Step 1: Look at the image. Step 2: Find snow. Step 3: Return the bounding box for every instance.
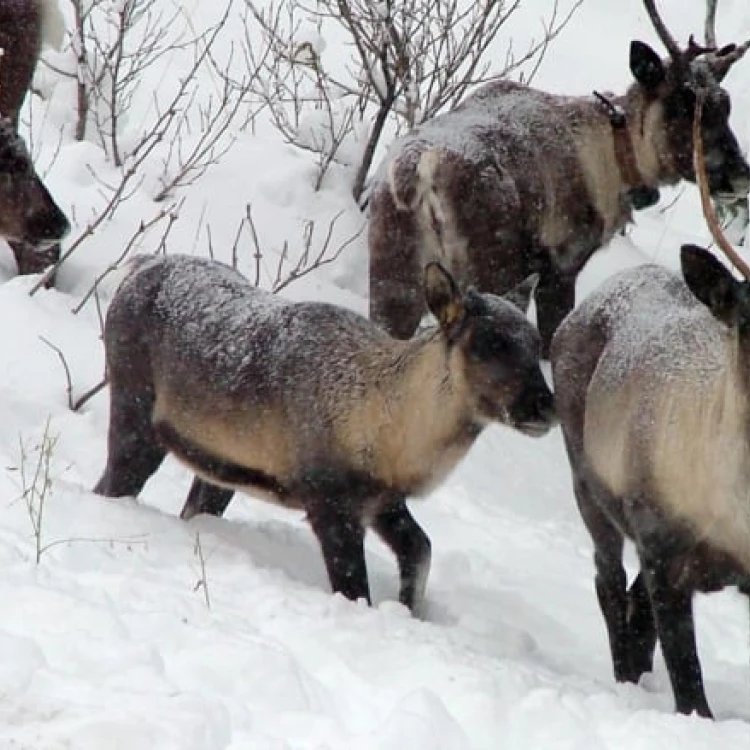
[0,0,750,748]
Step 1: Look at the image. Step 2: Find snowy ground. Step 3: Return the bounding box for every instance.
[0,0,750,747]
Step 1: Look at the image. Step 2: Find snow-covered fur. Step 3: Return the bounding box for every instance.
[369,41,750,354]
[551,245,750,719]
[94,254,556,613]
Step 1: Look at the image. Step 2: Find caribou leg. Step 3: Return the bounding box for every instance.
[535,268,577,357]
[372,497,432,613]
[180,477,235,520]
[307,496,370,604]
[93,383,166,498]
[368,188,424,339]
[635,523,712,718]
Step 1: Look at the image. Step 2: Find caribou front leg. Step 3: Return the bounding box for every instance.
[535,269,577,357]
[372,497,432,613]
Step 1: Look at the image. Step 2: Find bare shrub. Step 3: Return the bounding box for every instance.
[17,418,58,564]
[219,204,365,292]
[245,0,583,202]
[31,0,268,288]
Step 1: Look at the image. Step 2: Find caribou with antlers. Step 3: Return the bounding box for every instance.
[368,0,750,353]
[0,0,68,277]
[550,94,750,718]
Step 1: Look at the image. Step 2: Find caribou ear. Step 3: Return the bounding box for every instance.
[681,244,741,327]
[503,273,539,314]
[630,41,666,90]
[424,262,466,339]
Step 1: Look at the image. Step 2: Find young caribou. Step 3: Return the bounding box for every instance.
[94,256,556,612]
[551,91,750,718]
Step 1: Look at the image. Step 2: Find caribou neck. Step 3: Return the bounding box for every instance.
[593,90,660,210]
[376,331,475,433]
[622,86,678,190]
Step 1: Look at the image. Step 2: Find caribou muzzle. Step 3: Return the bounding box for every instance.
[506,370,557,437]
[23,178,70,250]
[708,165,750,203]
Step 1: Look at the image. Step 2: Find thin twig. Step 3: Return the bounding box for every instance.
[193,532,211,610]
[71,202,181,314]
[72,376,109,412]
[39,337,74,410]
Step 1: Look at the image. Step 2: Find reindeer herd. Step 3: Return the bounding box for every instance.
[2,0,750,723]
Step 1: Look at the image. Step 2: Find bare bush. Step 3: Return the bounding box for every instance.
[31,0,268,288]
[221,204,365,291]
[245,0,583,201]
[13,419,148,563]
[17,418,57,564]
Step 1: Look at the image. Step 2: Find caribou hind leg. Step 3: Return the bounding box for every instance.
[372,498,432,613]
[368,186,424,339]
[180,477,235,520]
[572,474,644,683]
[625,571,657,678]
[93,383,166,498]
[634,523,712,718]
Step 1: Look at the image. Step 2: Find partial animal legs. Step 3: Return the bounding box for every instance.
[636,530,712,718]
[573,475,652,684]
[535,269,576,357]
[368,189,424,339]
[93,384,165,498]
[372,499,431,613]
[625,571,657,679]
[306,494,370,604]
[180,477,235,520]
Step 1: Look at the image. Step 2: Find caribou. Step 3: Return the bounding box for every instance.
[550,93,750,718]
[93,255,555,613]
[0,0,68,276]
[368,0,750,354]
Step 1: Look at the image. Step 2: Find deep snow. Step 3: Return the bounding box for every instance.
[0,0,749,747]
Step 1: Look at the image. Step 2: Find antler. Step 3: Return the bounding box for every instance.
[706,39,750,80]
[644,0,748,78]
[684,34,716,65]
[704,0,718,47]
[693,89,750,280]
[643,0,682,60]
[701,0,750,79]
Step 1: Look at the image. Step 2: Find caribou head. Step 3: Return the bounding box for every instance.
[0,117,69,249]
[630,0,750,202]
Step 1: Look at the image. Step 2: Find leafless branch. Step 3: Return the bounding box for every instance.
[71,201,182,314]
[32,0,261,284]
[72,376,108,412]
[245,0,582,202]
[39,337,74,411]
[273,212,365,292]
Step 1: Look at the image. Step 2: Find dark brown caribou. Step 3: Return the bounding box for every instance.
[0,0,69,276]
[369,0,750,354]
[93,254,555,613]
[550,93,750,718]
